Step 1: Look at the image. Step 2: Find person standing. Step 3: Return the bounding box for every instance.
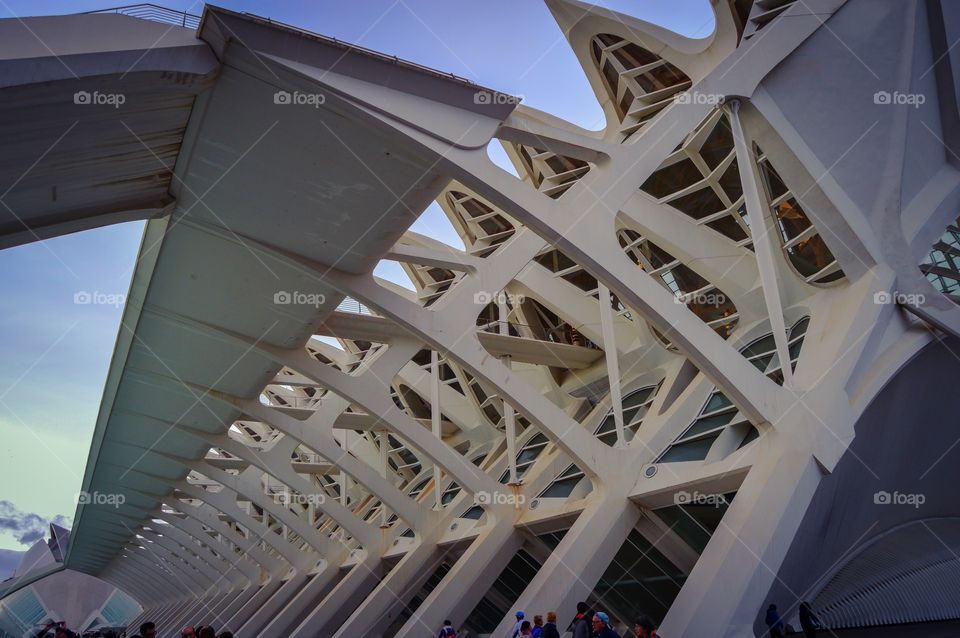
[799,601,822,638]
[765,604,785,638]
[510,611,526,638]
[570,602,591,638]
[590,612,621,638]
[438,619,456,638]
[541,612,560,638]
[634,615,658,638]
[531,615,544,638]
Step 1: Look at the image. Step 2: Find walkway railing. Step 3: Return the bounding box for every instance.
[85,4,201,29]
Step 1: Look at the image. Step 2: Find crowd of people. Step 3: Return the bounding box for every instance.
[34,621,237,638]
[37,598,821,638]
[436,599,823,637]
[438,601,659,638]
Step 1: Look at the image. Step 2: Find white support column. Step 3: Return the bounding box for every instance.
[489,495,640,638]
[431,349,443,510]
[331,536,446,638]
[288,552,386,638]
[500,292,518,483]
[237,571,312,636]
[659,431,822,637]
[379,429,390,527]
[598,282,626,446]
[394,519,524,638]
[341,430,349,539]
[222,580,286,631]
[729,99,794,387]
[257,561,343,637]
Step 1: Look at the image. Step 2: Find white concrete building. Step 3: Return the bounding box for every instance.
[2,1,960,636]
[0,525,139,636]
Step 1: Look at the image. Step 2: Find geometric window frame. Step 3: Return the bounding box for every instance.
[594,384,660,446]
[589,33,692,139]
[656,316,811,464]
[640,109,753,248]
[920,215,960,303]
[617,227,740,339]
[755,146,845,286]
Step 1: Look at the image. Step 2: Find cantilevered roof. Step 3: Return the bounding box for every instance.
[0,13,217,249]
[40,6,518,576]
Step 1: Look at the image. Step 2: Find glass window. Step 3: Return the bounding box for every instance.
[657,318,810,463]
[538,464,586,499]
[755,147,844,285]
[594,385,658,446]
[589,33,690,136]
[921,217,960,302]
[499,433,549,483]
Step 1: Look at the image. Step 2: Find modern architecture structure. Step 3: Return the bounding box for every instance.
[2,0,960,636]
[0,525,139,636]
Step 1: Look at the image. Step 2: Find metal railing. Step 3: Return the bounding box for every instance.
[86,4,201,29]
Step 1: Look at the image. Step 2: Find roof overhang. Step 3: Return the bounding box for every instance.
[58,6,519,575]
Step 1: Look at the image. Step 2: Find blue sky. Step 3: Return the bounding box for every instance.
[0,0,713,560]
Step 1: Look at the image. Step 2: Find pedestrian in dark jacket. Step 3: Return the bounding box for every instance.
[799,601,821,638]
[634,615,658,638]
[765,604,785,638]
[570,602,591,638]
[438,619,456,638]
[541,612,560,638]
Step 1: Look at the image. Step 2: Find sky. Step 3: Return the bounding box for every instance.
[0,0,714,565]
